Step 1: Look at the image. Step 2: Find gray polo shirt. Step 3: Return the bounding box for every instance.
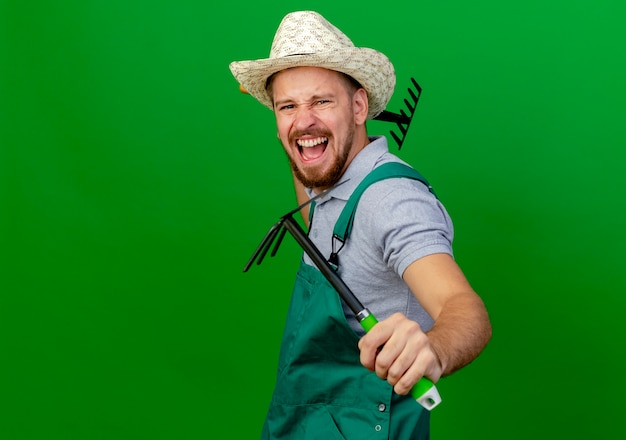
[304,136,454,335]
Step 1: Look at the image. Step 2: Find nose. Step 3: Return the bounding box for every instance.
[293,106,317,130]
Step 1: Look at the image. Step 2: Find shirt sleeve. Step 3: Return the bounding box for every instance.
[354,177,455,277]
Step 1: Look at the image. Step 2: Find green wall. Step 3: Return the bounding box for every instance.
[1,1,624,438]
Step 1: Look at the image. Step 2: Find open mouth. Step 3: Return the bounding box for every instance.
[297,136,328,161]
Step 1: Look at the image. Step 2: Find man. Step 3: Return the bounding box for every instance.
[230,10,491,439]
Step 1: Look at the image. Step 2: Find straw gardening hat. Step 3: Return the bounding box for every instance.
[229,10,396,120]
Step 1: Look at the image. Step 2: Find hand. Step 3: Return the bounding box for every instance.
[358,312,443,395]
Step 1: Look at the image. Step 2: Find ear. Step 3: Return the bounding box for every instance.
[353,88,369,125]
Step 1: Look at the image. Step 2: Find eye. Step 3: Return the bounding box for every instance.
[316,99,330,105]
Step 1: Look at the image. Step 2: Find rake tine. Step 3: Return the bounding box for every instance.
[256,224,283,266]
[404,98,416,114]
[243,221,283,272]
[390,130,403,147]
[270,224,288,258]
[397,111,409,134]
[411,77,421,93]
[396,122,408,136]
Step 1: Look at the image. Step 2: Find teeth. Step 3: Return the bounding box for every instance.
[297,137,328,148]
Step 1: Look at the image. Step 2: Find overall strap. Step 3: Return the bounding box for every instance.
[332,162,435,245]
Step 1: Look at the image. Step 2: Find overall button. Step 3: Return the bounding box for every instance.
[378,403,386,412]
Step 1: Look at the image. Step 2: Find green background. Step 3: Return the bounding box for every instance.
[1,0,624,438]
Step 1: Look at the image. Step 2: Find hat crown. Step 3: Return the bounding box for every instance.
[229,10,395,120]
[270,11,355,58]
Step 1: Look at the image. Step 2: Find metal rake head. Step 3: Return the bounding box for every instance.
[373,77,422,150]
[243,218,288,272]
[243,181,349,272]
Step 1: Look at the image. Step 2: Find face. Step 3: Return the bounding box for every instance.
[270,66,368,191]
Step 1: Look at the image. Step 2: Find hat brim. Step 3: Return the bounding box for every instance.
[229,48,395,120]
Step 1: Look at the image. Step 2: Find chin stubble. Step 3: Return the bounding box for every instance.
[286,130,353,189]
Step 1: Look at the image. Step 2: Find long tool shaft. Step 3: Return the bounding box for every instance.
[281,216,442,411]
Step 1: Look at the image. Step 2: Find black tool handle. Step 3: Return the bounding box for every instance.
[282,216,365,315]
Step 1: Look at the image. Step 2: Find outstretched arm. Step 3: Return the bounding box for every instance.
[358,253,491,395]
[405,253,492,376]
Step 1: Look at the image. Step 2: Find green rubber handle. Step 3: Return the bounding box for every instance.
[358,311,441,411]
